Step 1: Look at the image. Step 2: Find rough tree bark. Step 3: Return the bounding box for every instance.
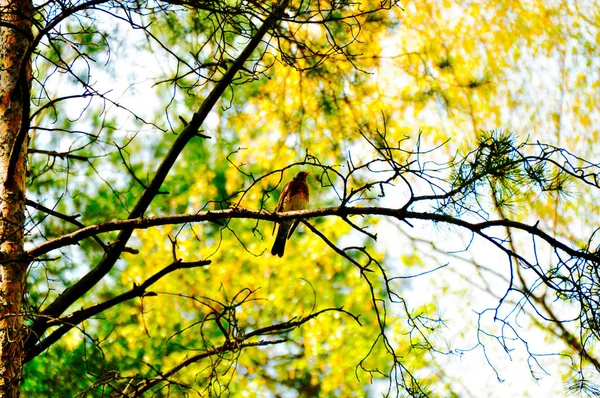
[0,0,32,395]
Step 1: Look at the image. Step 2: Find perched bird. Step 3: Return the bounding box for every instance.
[271,171,310,257]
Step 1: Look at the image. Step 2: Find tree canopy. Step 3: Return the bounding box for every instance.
[0,0,599,396]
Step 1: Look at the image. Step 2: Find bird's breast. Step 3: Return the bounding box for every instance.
[287,193,308,210]
[284,182,309,211]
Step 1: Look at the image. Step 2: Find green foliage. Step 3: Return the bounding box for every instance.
[447,129,572,215]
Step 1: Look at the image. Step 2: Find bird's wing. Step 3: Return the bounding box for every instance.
[272,182,291,235]
[275,183,290,212]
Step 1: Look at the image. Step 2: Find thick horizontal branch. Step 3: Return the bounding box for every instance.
[26,206,599,265]
[28,148,92,161]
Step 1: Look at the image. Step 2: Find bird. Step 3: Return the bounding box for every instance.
[271,171,310,257]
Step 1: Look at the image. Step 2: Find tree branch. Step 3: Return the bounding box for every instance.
[26,0,292,354]
[25,206,599,266]
[126,306,356,397]
[25,259,210,361]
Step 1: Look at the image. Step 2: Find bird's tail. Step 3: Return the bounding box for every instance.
[271,223,289,257]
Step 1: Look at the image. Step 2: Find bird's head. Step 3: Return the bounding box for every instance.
[293,171,310,181]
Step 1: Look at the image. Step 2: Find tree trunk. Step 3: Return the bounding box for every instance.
[0,0,32,395]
